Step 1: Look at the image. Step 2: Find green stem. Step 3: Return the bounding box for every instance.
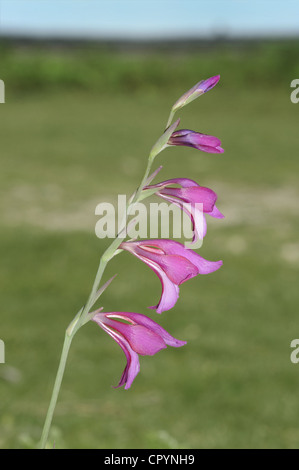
[166,109,175,129]
[134,158,153,202]
[38,332,73,449]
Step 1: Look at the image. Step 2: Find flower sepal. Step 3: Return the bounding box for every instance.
[149,119,180,161]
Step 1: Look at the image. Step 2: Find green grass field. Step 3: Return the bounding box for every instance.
[1,41,299,449]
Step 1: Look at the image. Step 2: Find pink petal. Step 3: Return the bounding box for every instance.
[104,318,167,356]
[137,239,223,276]
[138,249,199,285]
[188,205,207,243]
[159,186,217,213]
[144,177,201,192]
[169,130,222,150]
[196,144,224,154]
[139,255,180,313]
[209,205,225,219]
[99,322,140,390]
[106,312,186,347]
[154,192,207,241]
[153,177,199,189]
[198,75,220,93]
[188,132,222,148]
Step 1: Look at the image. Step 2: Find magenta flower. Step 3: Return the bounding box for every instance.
[144,177,224,244]
[197,75,221,93]
[92,309,186,389]
[172,75,220,111]
[120,239,223,313]
[168,129,224,154]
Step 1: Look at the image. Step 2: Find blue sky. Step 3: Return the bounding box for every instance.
[0,0,298,39]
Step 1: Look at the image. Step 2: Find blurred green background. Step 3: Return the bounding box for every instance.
[1,39,299,449]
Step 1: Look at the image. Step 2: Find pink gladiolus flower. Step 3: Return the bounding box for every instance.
[120,239,223,313]
[92,310,186,389]
[172,75,220,111]
[168,129,224,154]
[144,177,224,244]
